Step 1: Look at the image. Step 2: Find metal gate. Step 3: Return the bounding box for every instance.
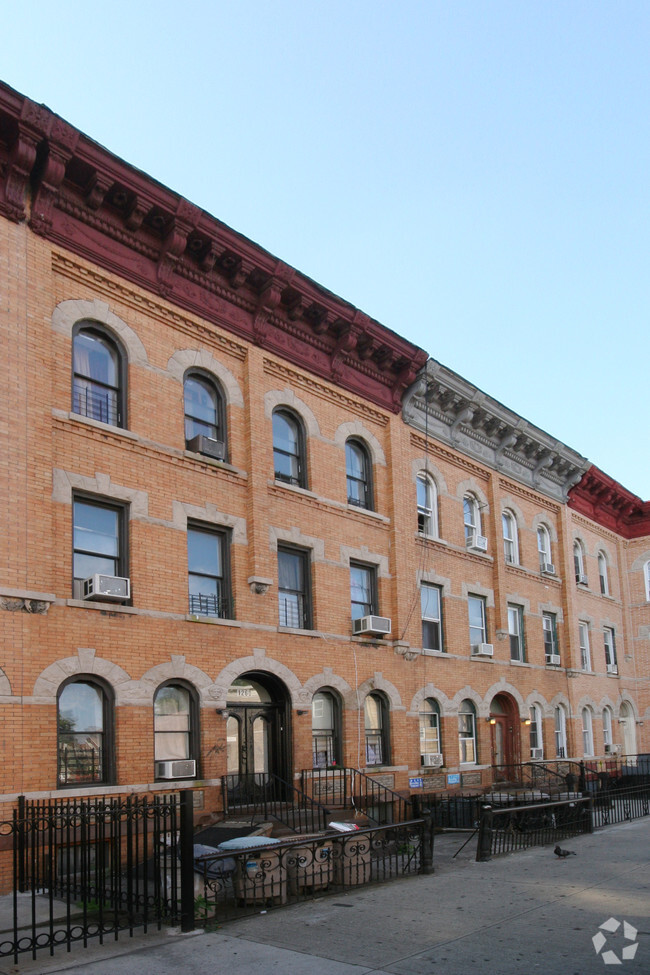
[0,791,196,963]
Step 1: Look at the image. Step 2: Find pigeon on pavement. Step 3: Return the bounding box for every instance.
[554,845,576,858]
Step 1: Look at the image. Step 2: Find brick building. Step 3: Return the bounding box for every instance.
[1,80,649,816]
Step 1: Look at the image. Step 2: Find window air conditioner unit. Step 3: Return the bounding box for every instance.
[156,759,196,780]
[607,663,618,675]
[541,562,556,575]
[467,533,488,552]
[83,574,130,601]
[186,434,226,461]
[422,752,444,768]
[472,643,494,657]
[610,743,622,754]
[352,615,392,636]
[531,748,544,760]
[547,654,561,666]
[576,573,588,585]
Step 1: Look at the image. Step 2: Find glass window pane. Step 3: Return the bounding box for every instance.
[188,530,222,576]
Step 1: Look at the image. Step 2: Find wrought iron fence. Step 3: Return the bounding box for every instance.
[0,792,195,963]
[476,797,593,860]
[188,593,231,618]
[301,767,413,825]
[591,781,650,828]
[192,818,430,924]
[72,382,119,426]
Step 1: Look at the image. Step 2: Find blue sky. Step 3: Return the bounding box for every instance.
[4,1,648,497]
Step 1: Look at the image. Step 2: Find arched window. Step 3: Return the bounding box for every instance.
[417,473,438,537]
[458,699,477,765]
[573,540,587,584]
[419,698,442,765]
[273,409,306,487]
[72,324,125,427]
[502,510,518,564]
[312,690,341,769]
[184,372,225,456]
[154,682,199,777]
[598,551,609,595]
[346,439,373,509]
[537,525,553,572]
[602,706,613,753]
[57,677,114,787]
[364,692,389,766]
[554,705,567,758]
[581,707,594,757]
[529,705,543,758]
[463,494,481,545]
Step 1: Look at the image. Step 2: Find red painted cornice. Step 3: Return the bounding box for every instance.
[568,466,650,539]
[0,81,427,413]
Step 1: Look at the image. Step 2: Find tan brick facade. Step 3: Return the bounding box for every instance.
[1,83,649,821]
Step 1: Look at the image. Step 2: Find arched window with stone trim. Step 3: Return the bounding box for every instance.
[72,323,126,427]
[154,681,200,778]
[57,676,114,787]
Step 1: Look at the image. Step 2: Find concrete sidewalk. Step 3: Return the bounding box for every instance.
[3,819,649,974]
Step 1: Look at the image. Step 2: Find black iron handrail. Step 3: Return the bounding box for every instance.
[222,772,331,832]
[301,767,413,825]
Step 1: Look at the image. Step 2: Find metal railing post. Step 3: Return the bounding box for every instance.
[179,790,195,933]
[476,805,493,861]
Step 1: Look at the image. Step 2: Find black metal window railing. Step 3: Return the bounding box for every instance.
[189,593,231,618]
[73,381,119,426]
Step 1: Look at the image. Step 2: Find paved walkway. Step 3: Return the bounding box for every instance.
[3,819,649,974]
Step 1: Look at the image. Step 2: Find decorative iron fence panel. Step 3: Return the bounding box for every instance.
[476,797,593,861]
[591,781,650,828]
[301,767,413,825]
[0,792,195,963]
[193,819,430,924]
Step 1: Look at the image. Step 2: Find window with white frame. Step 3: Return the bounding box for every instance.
[537,525,552,571]
[463,494,481,544]
[578,622,591,671]
[645,562,650,602]
[508,604,525,662]
[543,613,559,663]
[419,699,442,765]
[603,706,613,752]
[458,700,477,764]
[573,540,587,584]
[417,472,438,537]
[598,551,609,595]
[529,705,543,758]
[604,628,618,672]
[554,705,567,758]
[468,595,487,650]
[421,583,443,652]
[582,707,594,757]
[502,510,518,564]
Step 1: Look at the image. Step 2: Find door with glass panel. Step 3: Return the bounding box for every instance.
[225,676,287,806]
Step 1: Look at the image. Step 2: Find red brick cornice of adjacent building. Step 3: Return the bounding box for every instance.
[0,81,427,413]
[568,466,650,539]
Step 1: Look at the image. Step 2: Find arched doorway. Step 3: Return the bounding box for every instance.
[489,693,520,780]
[224,673,291,807]
[619,702,637,759]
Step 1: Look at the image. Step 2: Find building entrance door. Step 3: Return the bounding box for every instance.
[225,674,289,807]
[490,694,518,780]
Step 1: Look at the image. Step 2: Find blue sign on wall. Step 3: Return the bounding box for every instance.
[409,777,424,789]
[446,773,460,786]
